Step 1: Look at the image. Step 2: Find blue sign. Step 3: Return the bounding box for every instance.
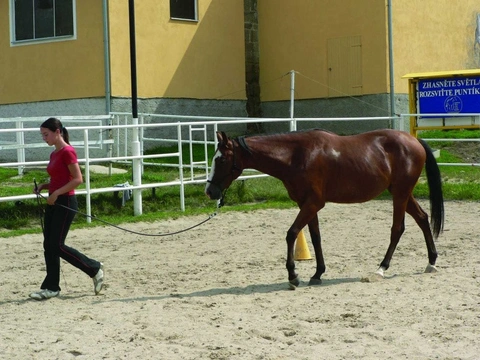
[418,76,480,114]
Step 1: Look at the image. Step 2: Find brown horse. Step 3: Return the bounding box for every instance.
[205,129,444,288]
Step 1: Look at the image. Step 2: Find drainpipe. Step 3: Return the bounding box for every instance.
[102,0,111,114]
[102,0,113,176]
[387,0,396,121]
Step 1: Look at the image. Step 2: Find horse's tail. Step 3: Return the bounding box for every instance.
[418,139,444,238]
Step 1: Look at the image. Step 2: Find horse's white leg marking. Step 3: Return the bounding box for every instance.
[375,266,386,277]
[424,263,438,273]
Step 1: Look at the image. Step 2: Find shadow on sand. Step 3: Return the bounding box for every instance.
[95,275,363,304]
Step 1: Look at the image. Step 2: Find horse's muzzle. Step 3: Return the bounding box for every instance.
[205,181,222,200]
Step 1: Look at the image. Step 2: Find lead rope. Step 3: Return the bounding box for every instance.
[33,182,221,238]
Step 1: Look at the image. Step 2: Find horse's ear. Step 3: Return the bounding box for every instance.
[217,131,228,144]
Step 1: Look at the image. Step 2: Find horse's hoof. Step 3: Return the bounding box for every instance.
[308,278,322,286]
[425,264,438,273]
[288,276,300,290]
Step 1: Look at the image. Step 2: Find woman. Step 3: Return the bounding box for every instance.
[30,117,104,300]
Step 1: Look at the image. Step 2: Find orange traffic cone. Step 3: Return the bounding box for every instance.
[294,229,312,260]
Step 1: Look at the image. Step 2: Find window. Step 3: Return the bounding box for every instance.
[170,0,198,21]
[11,0,75,44]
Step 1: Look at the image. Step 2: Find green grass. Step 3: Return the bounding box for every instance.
[1,132,479,237]
[417,128,480,140]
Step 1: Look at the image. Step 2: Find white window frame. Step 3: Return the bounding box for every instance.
[9,0,77,47]
[170,0,198,22]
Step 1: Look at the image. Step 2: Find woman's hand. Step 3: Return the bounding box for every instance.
[47,191,58,205]
[33,183,48,194]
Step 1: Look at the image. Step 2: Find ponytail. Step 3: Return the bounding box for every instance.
[61,126,70,144]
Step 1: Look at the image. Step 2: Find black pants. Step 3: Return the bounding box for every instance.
[41,195,101,292]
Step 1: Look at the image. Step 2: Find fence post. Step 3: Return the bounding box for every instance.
[178,124,185,212]
[132,117,142,215]
[290,70,296,132]
[16,120,25,175]
[83,129,92,223]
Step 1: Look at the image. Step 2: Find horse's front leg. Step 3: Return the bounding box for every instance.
[286,228,299,288]
[307,214,325,286]
[285,198,324,288]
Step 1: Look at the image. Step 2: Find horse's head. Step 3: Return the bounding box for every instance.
[205,131,243,201]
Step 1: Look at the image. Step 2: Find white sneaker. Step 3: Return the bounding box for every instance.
[93,263,104,295]
[30,289,59,300]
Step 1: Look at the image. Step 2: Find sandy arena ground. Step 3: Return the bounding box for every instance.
[1,200,479,359]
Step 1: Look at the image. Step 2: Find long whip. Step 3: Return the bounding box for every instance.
[33,179,44,233]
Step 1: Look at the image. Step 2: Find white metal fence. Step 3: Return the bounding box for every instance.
[0,115,114,174]
[0,113,478,222]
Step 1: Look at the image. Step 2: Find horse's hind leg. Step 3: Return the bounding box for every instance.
[377,198,407,277]
[406,196,438,273]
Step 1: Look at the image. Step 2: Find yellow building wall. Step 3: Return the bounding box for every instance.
[393,0,480,94]
[0,1,105,105]
[2,0,477,106]
[257,0,389,101]
[108,0,246,100]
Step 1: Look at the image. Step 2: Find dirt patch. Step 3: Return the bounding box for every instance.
[1,201,479,359]
[436,141,480,164]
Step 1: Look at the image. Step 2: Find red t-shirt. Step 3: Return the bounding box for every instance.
[46,146,78,195]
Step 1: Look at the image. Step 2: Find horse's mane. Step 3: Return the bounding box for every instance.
[235,136,252,154]
[235,128,334,153]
